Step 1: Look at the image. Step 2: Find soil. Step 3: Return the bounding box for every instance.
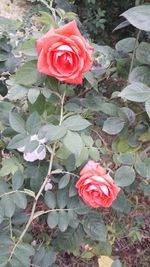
[0,0,26,20]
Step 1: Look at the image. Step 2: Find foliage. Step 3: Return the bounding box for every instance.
[0,0,150,266]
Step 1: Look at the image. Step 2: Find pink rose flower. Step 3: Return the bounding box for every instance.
[76,160,120,208]
[37,20,93,84]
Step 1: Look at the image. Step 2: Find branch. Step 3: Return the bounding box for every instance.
[7,90,66,264]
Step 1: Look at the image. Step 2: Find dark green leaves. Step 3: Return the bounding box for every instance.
[1,195,15,218]
[119,82,150,102]
[129,66,150,85]
[116,37,137,53]
[26,111,41,134]
[63,131,83,155]
[83,212,107,242]
[58,210,69,232]
[33,246,56,267]
[103,117,124,135]
[136,42,150,65]
[12,170,24,190]
[121,5,150,31]
[58,174,70,189]
[40,124,66,141]
[63,115,91,131]
[20,39,37,57]
[47,211,59,228]
[16,60,39,86]
[44,192,56,209]
[114,166,135,187]
[9,112,26,133]
[112,191,131,213]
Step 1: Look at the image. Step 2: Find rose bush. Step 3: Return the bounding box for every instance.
[37,20,94,84]
[76,160,120,208]
[0,1,150,267]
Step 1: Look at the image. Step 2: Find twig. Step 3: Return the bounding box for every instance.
[128,30,141,77]
[9,218,13,240]
[0,190,35,199]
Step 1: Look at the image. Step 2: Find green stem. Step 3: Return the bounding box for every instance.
[7,90,66,264]
[128,30,141,77]
[33,207,78,220]
[0,190,35,199]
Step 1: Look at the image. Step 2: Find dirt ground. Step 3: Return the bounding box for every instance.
[0,0,27,20]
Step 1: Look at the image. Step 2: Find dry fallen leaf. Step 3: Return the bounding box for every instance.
[98,256,114,267]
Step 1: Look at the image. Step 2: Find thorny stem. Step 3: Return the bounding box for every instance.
[128,30,141,77]
[39,0,57,21]
[91,128,112,154]
[7,90,66,264]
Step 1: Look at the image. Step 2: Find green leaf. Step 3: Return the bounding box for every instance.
[28,94,46,115]
[145,99,150,118]
[0,178,8,194]
[134,158,150,178]
[57,189,68,209]
[26,111,41,134]
[89,147,100,161]
[9,112,26,133]
[58,210,69,232]
[103,117,124,135]
[12,170,24,190]
[136,42,150,65]
[94,241,112,257]
[44,191,56,209]
[0,157,23,176]
[121,5,150,31]
[0,50,9,61]
[0,204,4,224]
[42,250,56,267]
[20,39,37,57]
[8,85,28,101]
[47,211,59,228]
[129,66,150,85]
[84,71,98,89]
[114,166,135,187]
[16,60,39,86]
[13,192,27,209]
[63,131,83,155]
[75,147,89,168]
[39,124,66,141]
[28,88,40,104]
[58,174,70,189]
[115,153,135,165]
[7,133,28,150]
[1,195,15,217]
[83,212,107,242]
[119,82,150,102]
[24,140,39,153]
[81,134,94,147]
[100,103,118,116]
[112,191,131,213]
[37,11,58,28]
[14,243,35,267]
[63,115,91,131]
[45,76,58,91]
[115,37,137,53]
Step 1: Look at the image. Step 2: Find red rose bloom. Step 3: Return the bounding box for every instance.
[76,160,120,208]
[36,20,93,84]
